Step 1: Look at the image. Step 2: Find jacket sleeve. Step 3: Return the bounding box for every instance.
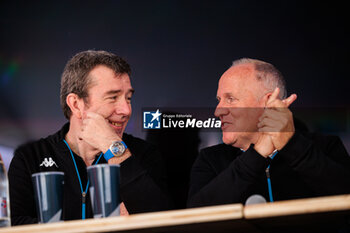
[8,149,38,225]
[187,146,268,208]
[280,131,350,195]
[120,145,173,213]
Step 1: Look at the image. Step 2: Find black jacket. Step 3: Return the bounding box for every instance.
[188,131,350,207]
[9,123,173,225]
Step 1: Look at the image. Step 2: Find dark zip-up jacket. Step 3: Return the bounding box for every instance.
[9,123,173,225]
[188,131,350,207]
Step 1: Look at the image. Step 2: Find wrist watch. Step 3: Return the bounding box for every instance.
[104,141,127,161]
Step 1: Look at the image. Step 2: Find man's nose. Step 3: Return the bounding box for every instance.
[116,98,131,116]
[214,101,229,117]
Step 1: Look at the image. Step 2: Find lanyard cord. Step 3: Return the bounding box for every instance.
[241,148,278,202]
[63,139,103,219]
[266,150,278,202]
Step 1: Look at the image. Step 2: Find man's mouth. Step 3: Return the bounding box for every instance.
[221,121,231,130]
[109,121,123,127]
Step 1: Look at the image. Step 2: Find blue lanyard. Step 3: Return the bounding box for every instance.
[241,148,278,202]
[63,139,103,219]
[265,150,278,202]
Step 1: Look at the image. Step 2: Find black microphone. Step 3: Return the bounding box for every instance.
[245,194,267,205]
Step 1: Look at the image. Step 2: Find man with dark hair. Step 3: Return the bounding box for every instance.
[188,58,350,207]
[9,50,172,225]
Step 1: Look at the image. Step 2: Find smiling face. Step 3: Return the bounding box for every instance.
[82,65,134,138]
[214,64,267,149]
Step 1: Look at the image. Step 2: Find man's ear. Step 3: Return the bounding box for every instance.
[261,92,272,108]
[66,93,84,119]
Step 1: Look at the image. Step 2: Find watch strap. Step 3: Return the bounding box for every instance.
[104,141,128,161]
[103,149,115,161]
[120,141,127,150]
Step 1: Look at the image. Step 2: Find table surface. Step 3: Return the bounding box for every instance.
[1,194,350,233]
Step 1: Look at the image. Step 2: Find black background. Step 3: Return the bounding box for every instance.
[1,0,349,149]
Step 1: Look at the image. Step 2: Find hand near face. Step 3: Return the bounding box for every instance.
[253,132,275,158]
[79,112,121,153]
[257,88,297,152]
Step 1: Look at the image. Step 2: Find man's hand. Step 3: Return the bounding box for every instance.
[254,132,275,158]
[108,150,132,164]
[257,88,297,151]
[80,112,121,152]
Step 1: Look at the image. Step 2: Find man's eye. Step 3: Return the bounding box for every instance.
[109,96,117,100]
[227,97,235,103]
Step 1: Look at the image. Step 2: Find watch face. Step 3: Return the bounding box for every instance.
[111,141,125,156]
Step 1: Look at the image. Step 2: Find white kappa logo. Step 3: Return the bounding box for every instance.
[39,157,58,168]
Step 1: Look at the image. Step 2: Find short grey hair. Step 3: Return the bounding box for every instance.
[232,58,287,99]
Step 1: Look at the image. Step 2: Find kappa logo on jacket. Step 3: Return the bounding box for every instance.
[39,157,58,168]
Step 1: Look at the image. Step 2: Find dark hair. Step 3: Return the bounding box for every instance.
[60,50,131,119]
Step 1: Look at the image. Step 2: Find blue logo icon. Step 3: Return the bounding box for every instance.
[143,109,162,129]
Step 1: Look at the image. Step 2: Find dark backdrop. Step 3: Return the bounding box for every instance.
[1,0,349,154]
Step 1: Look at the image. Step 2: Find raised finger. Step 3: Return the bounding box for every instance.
[266,87,280,106]
[282,94,297,107]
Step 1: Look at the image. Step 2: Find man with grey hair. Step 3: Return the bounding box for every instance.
[9,50,173,225]
[188,58,350,207]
